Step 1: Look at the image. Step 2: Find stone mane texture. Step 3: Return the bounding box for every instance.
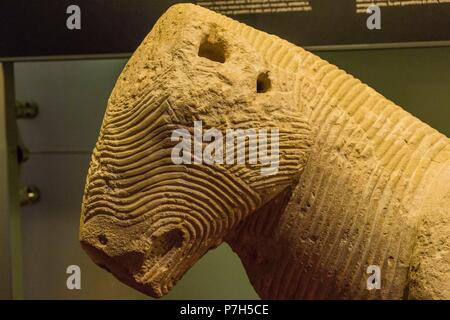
[79,4,450,299]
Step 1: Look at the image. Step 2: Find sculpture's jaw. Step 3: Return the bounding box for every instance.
[80,216,205,298]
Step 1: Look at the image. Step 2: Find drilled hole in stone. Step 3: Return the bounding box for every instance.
[98,234,108,245]
[198,38,226,63]
[257,72,271,93]
[151,229,184,257]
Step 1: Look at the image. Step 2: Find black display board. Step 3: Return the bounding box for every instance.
[1,0,450,61]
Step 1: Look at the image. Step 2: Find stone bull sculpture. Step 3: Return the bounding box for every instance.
[80,4,450,299]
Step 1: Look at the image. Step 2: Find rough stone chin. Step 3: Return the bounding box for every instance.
[81,237,185,298]
[129,250,205,299]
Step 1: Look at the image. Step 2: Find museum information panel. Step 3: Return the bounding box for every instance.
[0,0,449,59]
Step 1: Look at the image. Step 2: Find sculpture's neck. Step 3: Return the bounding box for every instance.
[226,53,449,299]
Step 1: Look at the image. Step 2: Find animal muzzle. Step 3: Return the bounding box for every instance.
[80,203,206,297]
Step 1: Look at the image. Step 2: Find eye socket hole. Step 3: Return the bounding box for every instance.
[98,234,108,245]
[257,72,271,93]
[198,38,226,63]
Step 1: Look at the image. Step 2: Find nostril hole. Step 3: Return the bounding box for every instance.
[151,229,184,257]
[199,38,226,63]
[257,72,271,93]
[98,234,108,245]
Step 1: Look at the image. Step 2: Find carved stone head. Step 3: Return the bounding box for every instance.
[80,4,311,297]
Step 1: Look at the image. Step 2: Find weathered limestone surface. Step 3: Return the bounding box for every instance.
[80,4,450,299]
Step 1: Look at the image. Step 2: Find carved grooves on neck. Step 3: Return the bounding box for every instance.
[288,53,447,299]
